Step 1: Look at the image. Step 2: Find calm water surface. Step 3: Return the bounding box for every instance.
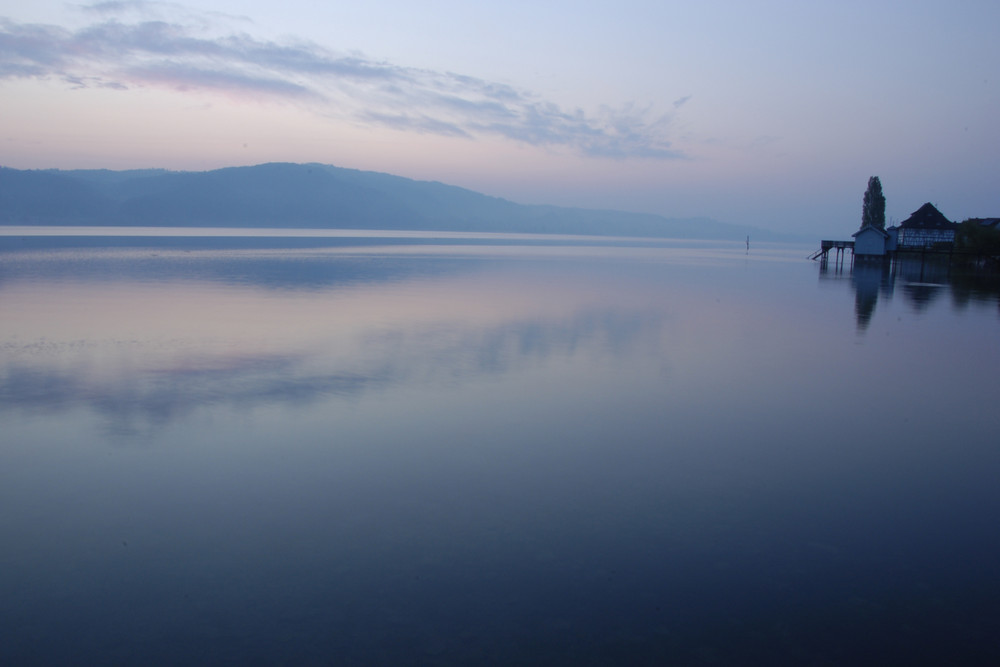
[1,232,999,665]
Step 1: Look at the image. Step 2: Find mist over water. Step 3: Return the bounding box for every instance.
[2,232,999,664]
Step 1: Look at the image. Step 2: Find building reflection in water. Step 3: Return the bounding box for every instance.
[851,259,894,330]
[819,252,999,332]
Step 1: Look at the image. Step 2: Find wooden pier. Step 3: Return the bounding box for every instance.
[810,240,854,263]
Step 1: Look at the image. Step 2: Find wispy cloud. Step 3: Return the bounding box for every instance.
[0,2,686,159]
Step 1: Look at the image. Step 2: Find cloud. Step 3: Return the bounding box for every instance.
[127,62,321,99]
[0,3,685,160]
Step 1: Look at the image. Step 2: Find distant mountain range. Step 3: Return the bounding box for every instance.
[0,162,786,240]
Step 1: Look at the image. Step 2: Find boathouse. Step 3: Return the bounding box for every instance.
[852,225,891,257]
[893,203,956,249]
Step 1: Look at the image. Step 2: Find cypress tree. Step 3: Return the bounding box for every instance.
[861,176,886,230]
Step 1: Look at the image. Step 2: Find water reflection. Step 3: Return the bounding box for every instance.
[3,239,1000,665]
[820,253,1000,331]
[850,260,894,331]
[1,252,666,436]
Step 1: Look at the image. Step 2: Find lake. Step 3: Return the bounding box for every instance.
[2,229,999,665]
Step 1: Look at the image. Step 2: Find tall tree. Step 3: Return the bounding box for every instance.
[861,176,886,230]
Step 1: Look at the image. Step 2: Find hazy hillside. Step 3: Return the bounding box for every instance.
[0,163,784,240]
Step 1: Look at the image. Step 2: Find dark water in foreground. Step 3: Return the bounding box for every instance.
[2,232,999,665]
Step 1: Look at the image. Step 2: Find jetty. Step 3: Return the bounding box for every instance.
[810,240,854,262]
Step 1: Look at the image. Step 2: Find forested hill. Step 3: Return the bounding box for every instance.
[1,162,780,240]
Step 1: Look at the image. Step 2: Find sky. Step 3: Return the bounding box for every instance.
[2,0,998,237]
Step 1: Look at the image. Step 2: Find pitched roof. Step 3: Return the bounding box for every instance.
[899,203,954,229]
[852,224,889,239]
